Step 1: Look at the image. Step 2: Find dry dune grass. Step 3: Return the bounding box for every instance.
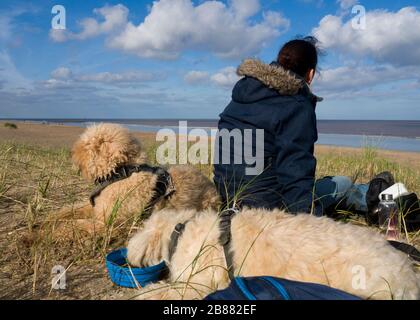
[0,122,419,299]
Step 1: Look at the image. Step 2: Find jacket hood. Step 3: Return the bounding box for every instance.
[234,59,322,104]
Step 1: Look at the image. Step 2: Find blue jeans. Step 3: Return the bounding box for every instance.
[315,176,369,213]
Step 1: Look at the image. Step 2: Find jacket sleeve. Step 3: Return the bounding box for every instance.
[273,99,318,214]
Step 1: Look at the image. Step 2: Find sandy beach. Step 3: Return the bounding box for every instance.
[1,121,419,170]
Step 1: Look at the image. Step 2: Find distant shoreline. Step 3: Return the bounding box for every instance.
[2,118,420,139]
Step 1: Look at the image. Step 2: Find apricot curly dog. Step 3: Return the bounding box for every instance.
[127,208,420,300]
[50,123,220,236]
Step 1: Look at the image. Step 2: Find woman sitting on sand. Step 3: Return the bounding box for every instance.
[213,36,410,220]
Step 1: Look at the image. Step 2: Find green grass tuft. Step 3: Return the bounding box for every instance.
[4,122,18,129]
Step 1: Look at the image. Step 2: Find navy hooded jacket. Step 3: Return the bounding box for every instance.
[213,59,322,214]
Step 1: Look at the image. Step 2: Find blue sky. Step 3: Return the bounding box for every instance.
[0,0,419,119]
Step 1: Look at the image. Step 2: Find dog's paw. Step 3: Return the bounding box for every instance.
[127,231,148,267]
[127,228,164,267]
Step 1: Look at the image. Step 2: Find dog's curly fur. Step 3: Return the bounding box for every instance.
[127,208,420,300]
[53,123,220,235]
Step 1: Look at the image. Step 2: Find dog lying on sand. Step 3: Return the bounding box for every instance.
[50,123,220,236]
[127,207,420,300]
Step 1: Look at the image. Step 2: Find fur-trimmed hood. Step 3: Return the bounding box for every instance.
[236,59,322,102]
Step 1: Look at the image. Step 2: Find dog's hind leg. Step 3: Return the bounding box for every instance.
[54,201,94,220]
[38,203,107,240]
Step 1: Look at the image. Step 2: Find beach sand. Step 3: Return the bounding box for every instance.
[1,121,419,169]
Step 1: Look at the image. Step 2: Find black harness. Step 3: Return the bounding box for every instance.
[168,208,238,280]
[89,164,175,218]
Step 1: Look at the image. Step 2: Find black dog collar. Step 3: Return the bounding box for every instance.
[89,164,175,218]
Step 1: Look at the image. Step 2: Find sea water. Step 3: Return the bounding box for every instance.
[10,120,420,152]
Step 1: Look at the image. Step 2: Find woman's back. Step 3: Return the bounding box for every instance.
[213,58,320,212]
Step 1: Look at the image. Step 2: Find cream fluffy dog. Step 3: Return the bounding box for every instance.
[53,123,220,236]
[127,208,420,300]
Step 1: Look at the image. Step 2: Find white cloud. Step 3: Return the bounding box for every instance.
[52,1,290,60]
[48,67,165,87]
[210,67,240,88]
[230,0,260,20]
[184,67,240,89]
[184,71,210,84]
[0,15,12,41]
[337,0,358,11]
[79,71,164,83]
[43,78,77,89]
[183,63,420,97]
[51,67,72,80]
[116,0,289,59]
[50,4,128,42]
[313,7,420,66]
[49,29,68,42]
[78,4,128,39]
[314,63,420,98]
[184,67,240,88]
[0,9,39,91]
[0,7,33,42]
[0,50,32,91]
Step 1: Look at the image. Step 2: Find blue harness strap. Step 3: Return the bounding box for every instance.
[262,277,290,300]
[234,278,257,300]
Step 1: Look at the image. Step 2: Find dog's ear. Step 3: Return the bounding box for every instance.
[71,123,146,181]
[127,225,165,267]
[72,138,90,180]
